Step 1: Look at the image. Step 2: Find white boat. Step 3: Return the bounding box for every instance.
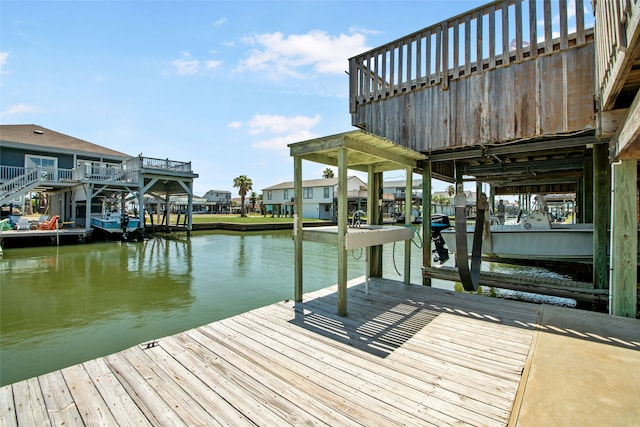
[91,212,141,239]
[441,210,638,264]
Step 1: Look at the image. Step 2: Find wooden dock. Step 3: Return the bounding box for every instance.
[0,228,90,250]
[2,277,638,425]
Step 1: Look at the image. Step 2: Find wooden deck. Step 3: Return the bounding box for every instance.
[0,277,543,426]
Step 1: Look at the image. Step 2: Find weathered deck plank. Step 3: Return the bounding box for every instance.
[0,385,17,427]
[2,277,544,426]
[38,371,82,426]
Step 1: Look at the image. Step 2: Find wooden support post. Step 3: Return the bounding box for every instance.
[337,148,348,316]
[404,168,412,285]
[593,144,609,289]
[609,159,637,317]
[422,162,432,286]
[165,192,171,228]
[294,156,303,302]
[583,157,594,223]
[369,170,383,277]
[187,185,193,237]
[366,166,375,280]
[85,186,93,232]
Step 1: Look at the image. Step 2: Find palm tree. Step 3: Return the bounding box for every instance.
[249,191,258,213]
[233,175,253,217]
[322,168,335,179]
[446,184,455,197]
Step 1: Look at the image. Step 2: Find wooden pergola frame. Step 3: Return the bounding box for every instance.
[289,130,427,316]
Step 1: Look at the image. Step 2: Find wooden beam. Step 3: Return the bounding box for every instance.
[294,156,303,302]
[593,143,609,289]
[612,92,640,160]
[343,136,421,168]
[598,108,629,139]
[609,158,638,318]
[337,148,348,316]
[404,169,412,286]
[422,162,432,286]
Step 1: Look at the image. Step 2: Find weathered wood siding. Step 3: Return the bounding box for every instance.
[349,0,596,152]
[352,44,594,152]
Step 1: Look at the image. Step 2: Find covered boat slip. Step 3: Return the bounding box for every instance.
[2,278,638,426]
[346,0,640,316]
[289,130,427,316]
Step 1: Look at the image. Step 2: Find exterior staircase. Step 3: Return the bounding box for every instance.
[0,169,51,206]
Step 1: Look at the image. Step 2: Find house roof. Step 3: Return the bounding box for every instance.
[262,176,365,191]
[383,179,424,188]
[0,124,130,159]
[288,130,427,173]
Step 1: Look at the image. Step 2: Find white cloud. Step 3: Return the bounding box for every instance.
[0,103,39,118]
[348,26,380,36]
[237,113,322,150]
[238,30,369,79]
[206,59,223,70]
[171,52,199,76]
[214,17,227,27]
[252,129,318,150]
[247,113,321,135]
[168,51,223,75]
[228,121,242,129]
[0,51,9,77]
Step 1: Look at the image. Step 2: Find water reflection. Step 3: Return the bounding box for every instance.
[1,240,195,347]
[0,231,367,385]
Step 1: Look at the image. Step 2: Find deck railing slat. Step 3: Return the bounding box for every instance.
[544,1,553,53]
[502,1,510,65]
[560,0,569,50]
[489,5,496,69]
[529,0,538,58]
[515,0,523,61]
[464,15,472,75]
[477,9,484,70]
[453,20,460,79]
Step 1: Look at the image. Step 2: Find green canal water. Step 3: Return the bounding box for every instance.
[0,229,568,386]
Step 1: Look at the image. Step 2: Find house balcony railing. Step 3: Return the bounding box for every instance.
[349,0,592,113]
[126,155,193,173]
[0,166,75,205]
[0,165,74,183]
[75,165,139,183]
[594,0,640,110]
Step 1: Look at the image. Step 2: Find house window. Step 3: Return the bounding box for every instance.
[324,187,330,199]
[25,155,57,180]
[284,189,288,199]
[267,191,272,200]
[303,188,313,199]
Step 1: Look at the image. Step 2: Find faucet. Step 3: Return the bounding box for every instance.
[349,210,366,228]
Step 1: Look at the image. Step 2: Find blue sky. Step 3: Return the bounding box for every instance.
[1,1,590,196]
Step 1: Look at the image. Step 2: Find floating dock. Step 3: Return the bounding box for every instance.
[1,277,638,425]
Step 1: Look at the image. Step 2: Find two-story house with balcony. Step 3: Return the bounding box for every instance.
[202,189,232,213]
[262,176,367,220]
[0,124,198,236]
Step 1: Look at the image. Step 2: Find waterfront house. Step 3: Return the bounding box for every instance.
[202,189,232,213]
[0,124,198,234]
[262,176,367,220]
